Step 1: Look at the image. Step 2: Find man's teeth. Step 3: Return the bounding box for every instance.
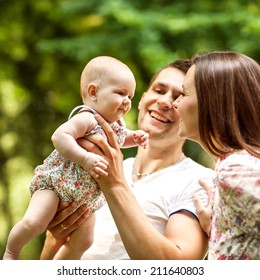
[150,112,168,123]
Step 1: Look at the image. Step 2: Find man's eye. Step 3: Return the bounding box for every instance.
[154,88,163,94]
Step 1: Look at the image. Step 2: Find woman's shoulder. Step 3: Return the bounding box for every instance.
[218,150,260,170]
[216,150,260,186]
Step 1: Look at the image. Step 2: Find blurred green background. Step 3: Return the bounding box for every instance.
[0,0,259,259]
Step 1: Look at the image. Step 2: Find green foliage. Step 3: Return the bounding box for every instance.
[0,0,259,259]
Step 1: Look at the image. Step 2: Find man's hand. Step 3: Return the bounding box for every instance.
[93,114,126,187]
[47,202,91,240]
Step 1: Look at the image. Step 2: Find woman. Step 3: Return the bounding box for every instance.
[173,51,260,260]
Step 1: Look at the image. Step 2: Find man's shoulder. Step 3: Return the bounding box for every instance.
[123,157,135,165]
[183,157,214,175]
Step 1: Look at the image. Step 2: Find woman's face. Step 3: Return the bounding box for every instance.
[173,65,201,143]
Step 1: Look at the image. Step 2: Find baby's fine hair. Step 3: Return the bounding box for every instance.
[80,56,133,97]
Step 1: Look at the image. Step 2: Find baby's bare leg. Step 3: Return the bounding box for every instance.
[3,190,59,260]
[53,212,95,260]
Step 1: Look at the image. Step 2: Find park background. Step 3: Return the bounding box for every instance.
[0,0,259,259]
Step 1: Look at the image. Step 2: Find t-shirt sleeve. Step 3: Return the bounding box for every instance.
[169,176,213,219]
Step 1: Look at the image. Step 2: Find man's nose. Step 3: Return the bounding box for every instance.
[157,93,173,109]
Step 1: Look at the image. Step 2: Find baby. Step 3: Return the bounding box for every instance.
[3,56,149,260]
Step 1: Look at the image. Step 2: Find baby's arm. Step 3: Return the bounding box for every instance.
[122,129,149,149]
[51,111,108,177]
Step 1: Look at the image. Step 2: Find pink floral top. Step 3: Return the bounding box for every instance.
[208,150,260,260]
[30,105,127,212]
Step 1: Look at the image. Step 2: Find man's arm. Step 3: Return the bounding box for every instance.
[41,192,207,260]
[40,202,90,259]
[99,180,207,259]
[94,114,207,259]
[41,114,208,259]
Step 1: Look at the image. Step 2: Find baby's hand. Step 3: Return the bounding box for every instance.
[133,130,149,149]
[82,152,109,179]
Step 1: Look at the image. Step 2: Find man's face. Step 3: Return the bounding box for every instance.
[137,67,186,142]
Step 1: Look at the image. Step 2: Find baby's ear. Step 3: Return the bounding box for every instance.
[87,83,98,100]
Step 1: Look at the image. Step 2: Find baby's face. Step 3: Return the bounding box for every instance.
[91,69,136,123]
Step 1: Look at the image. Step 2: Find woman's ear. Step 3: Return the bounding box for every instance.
[87,83,97,100]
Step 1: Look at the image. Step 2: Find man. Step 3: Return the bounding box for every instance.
[41,59,214,260]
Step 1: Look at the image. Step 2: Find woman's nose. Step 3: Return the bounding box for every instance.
[172,95,182,108]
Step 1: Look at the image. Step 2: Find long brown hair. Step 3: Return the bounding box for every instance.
[192,51,260,158]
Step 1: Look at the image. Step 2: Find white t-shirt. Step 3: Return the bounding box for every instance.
[81,157,214,260]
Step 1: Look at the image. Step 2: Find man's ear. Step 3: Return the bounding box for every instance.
[138,92,146,109]
[87,83,97,100]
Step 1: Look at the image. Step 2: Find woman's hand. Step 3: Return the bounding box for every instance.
[193,179,213,237]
